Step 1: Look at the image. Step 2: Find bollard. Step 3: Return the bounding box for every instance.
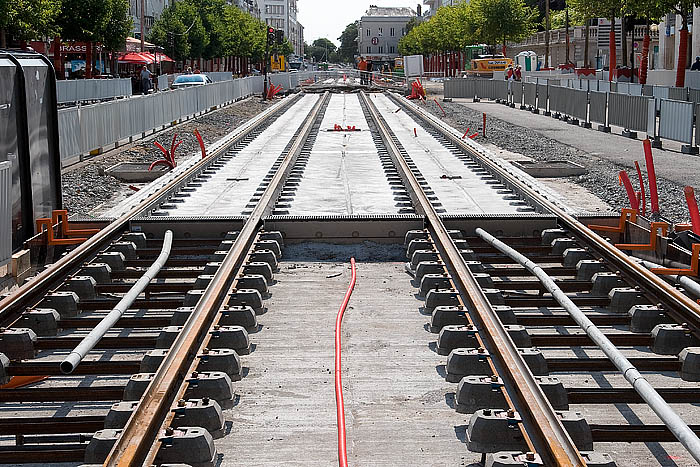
[482,113,487,138]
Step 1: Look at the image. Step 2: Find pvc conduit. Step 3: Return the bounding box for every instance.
[475,228,700,463]
[639,259,700,300]
[60,230,173,374]
[335,258,356,467]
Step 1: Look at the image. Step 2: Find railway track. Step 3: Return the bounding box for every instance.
[0,88,699,466]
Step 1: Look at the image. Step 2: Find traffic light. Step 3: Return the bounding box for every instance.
[267,27,276,46]
[275,29,284,45]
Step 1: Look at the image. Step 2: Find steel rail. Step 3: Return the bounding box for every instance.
[388,91,700,332]
[60,230,173,374]
[0,94,301,327]
[359,91,585,466]
[477,227,700,463]
[104,91,330,467]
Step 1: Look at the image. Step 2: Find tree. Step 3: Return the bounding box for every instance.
[567,0,599,68]
[102,0,132,52]
[472,0,537,52]
[0,0,61,47]
[149,4,191,61]
[628,0,669,84]
[669,0,700,86]
[337,21,358,63]
[56,0,111,42]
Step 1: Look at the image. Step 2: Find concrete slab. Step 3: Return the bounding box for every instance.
[371,93,525,215]
[160,95,319,217]
[288,94,401,215]
[220,244,475,466]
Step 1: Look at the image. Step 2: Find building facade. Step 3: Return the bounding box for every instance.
[358,6,416,66]
[422,0,462,18]
[129,0,169,40]
[260,0,305,57]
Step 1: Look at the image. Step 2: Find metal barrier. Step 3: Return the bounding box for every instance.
[58,75,265,166]
[524,82,536,107]
[669,87,689,101]
[57,78,132,103]
[536,82,548,112]
[495,80,508,101]
[548,85,566,115]
[658,99,694,145]
[690,88,700,106]
[0,161,10,267]
[205,71,233,82]
[512,82,524,107]
[563,87,588,122]
[608,93,651,132]
[589,91,608,126]
[444,78,476,98]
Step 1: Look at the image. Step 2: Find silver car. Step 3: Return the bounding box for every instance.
[171,74,212,89]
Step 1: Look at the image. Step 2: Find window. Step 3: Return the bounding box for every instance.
[378,27,383,36]
[265,5,284,14]
[378,46,384,53]
[366,29,371,37]
[389,46,395,54]
[366,46,371,54]
[390,27,395,37]
[401,28,406,36]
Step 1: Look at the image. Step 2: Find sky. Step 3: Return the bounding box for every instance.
[297,1,420,46]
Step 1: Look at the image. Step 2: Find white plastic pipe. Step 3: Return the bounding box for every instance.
[638,259,700,300]
[475,227,700,463]
[61,230,173,374]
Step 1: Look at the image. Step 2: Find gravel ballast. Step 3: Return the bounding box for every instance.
[417,91,692,224]
[62,96,274,216]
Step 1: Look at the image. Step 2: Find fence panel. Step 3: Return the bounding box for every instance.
[589,91,607,125]
[536,83,548,111]
[445,79,476,98]
[565,87,588,122]
[58,107,82,165]
[512,82,524,107]
[0,161,10,267]
[608,93,651,132]
[658,99,694,144]
[689,88,700,106]
[524,82,536,107]
[548,86,566,115]
[668,87,689,101]
[495,80,508,101]
[598,81,611,92]
[56,78,132,103]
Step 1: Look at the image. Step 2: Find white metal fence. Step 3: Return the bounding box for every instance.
[57,78,132,104]
[58,75,265,167]
[0,161,11,267]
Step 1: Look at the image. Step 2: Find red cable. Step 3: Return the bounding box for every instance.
[684,186,700,235]
[335,258,356,467]
[634,161,646,216]
[644,139,660,214]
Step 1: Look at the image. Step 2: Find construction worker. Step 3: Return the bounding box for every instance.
[358,57,368,85]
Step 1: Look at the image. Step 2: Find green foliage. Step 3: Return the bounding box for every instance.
[149,0,270,62]
[0,0,61,40]
[549,9,585,29]
[337,21,358,63]
[306,38,338,62]
[102,0,132,51]
[57,0,110,41]
[399,0,535,54]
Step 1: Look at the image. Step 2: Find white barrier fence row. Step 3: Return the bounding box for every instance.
[57,78,132,103]
[58,75,265,167]
[445,77,699,148]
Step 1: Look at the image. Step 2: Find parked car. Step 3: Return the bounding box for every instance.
[171,74,212,89]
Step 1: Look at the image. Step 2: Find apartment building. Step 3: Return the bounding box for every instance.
[260,0,305,57]
[358,6,416,66]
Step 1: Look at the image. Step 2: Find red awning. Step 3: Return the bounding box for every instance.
[142,52,174,63]
[118,52,153,64]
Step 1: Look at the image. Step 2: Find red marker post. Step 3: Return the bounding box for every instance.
[620,171,640,212]
[482,113,487,138]
[643,139,660,215]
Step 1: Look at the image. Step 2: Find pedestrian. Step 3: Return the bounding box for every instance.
[140,65,152,94]
[515,65,522,81]
[358,56,367,85]
[692,56,700,71]
[367,59,373,85]
[506,64,514,94]
[186,66,193,74]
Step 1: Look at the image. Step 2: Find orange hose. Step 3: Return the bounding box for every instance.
[335,258,356,467]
